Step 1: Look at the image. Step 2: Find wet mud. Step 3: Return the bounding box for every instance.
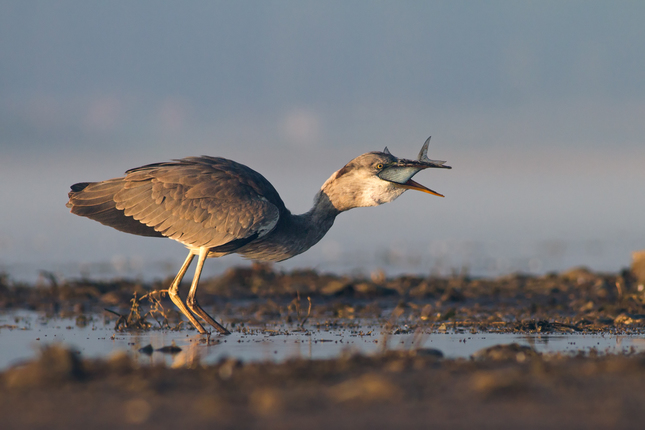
[3,264,645,334]
[2,263,645,429]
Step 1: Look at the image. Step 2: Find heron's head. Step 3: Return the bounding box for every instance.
[321,137,451,212]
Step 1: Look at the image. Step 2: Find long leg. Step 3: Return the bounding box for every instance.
[186,247,231,334]
[167,252,207,334]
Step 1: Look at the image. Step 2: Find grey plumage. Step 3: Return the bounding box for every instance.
[67,138,451,334]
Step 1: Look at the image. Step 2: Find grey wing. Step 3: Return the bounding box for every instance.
[114,159,282,251]
[67,180,164,238]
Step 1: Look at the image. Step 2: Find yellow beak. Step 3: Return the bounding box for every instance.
[397,179,445,198]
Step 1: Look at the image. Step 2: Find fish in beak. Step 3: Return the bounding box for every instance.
[378,137,451,197]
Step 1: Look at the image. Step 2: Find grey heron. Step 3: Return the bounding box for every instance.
[67,137,451,334]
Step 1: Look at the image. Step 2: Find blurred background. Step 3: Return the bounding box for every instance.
[1,1,644,282]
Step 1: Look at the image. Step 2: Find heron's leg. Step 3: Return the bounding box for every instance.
[168,252,207,334]
[186,247,231,335]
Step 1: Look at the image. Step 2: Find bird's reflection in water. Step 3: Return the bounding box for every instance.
[170,334,209,368]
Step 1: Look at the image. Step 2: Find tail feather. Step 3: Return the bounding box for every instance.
[67,179,163,238]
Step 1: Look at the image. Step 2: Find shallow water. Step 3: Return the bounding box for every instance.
[1,310,644,370]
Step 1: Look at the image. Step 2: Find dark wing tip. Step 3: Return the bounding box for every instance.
[68,182,92,207]
[70,182,92,192]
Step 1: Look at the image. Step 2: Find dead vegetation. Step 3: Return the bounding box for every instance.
[106,289,187,331]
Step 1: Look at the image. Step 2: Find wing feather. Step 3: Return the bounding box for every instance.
[68,156,285,248]
[122,197,157,219]
[138,205,170,227]
[112,157,286,250]
[67,180,163,237]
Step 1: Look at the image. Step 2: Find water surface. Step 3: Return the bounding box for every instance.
[2,310,644,370]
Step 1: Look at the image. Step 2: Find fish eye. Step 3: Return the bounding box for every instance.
[376,163,384,170]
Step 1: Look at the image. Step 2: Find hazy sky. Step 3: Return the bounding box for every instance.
[1,1,644,280]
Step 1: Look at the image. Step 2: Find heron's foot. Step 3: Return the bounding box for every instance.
[195,310,230,335]
[167,290,209,334]
[186,299,231,335]
[193,321,209,335]
[182,314,208,334]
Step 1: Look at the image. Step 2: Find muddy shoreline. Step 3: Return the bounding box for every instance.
[2,263,645,334]
[2,264,645,429]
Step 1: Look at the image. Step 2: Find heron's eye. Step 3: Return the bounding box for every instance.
[376,163,384,170]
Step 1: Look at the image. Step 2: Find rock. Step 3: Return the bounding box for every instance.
[473,343,539,362]
[414,348,444,359]
[138,344,154,355]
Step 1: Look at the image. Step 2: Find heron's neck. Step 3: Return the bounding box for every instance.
[282,188,341,254]
[238,188,340,262]
[302,188,342,229]
[265,170,361,256]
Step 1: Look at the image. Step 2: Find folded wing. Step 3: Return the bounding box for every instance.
[67,156,285,252]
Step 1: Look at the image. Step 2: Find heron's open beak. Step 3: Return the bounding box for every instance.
[380,166,447,197]
[378,137,451,197]
[396,178,446,197]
